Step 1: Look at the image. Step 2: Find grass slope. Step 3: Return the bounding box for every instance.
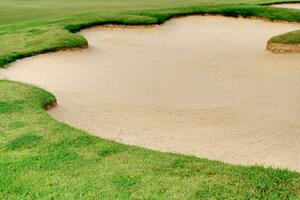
[0,80,299,199]
[0,0,300,67]
[269,29,300,43]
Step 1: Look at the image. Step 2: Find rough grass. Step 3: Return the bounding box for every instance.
[0,79,299,199]
[0,0,300,67]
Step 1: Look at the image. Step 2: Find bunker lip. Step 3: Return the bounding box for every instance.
[44,99,58,111]
[1,16,300,172]
[267,42,300,53]
[266,3,300,53]
[71,15,300,54]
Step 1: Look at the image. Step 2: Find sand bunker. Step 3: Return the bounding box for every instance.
[272,3,300,9]
[1,16,300,171]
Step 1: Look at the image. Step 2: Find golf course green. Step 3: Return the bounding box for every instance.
[0,0,300,199]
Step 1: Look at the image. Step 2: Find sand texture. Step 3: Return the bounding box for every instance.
[272,3,300,10]
[1,16,300,171]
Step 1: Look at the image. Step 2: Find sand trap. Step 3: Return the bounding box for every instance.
[1,16,300,171]
[272,3,300,9]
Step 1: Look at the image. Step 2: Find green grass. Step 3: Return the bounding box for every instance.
[0,79,299,199]
[0,0,300,67]
[269,29,300,43]
[1,0,295,26]
[1,0,300,198]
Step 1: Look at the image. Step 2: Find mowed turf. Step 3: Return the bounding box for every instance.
[1,0,298,25]
[0,0,300,199]
[0,80,299,199]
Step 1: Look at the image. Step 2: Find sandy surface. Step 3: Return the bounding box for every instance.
[1,16,300,171]
[272,3,300,9]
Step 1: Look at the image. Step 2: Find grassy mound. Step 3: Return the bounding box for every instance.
[269,29,300,44]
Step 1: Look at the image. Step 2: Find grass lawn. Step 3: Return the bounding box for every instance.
[0,0,300,199]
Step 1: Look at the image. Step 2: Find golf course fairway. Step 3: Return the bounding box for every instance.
[2,16,300,171]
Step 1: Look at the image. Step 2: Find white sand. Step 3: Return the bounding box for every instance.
[1,16,300,171]
[272,3,300,10]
